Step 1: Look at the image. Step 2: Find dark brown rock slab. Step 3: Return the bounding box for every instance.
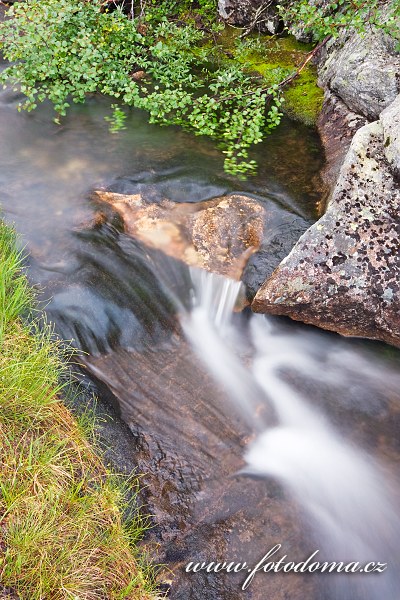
[317,90,367,196]
[81,339,318,600]
[252,118,400,347]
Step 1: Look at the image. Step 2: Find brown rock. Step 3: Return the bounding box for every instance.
[82,341,318,600]
[130,70,146,81]
[317,91,367,202]
[92,191,265,280]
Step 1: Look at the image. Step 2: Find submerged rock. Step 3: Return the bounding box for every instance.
[92,191,264,280]
[242,208,311,299]
[252,107,400,347]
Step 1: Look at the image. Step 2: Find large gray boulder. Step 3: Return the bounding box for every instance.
[252,101,400,347]
[316,26,400,203]
[381,94,400,177]
[319,28,400,120]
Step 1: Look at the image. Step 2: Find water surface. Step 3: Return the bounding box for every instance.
[1,81,400,600]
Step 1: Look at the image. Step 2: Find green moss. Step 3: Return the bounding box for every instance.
[283,67,324,126]
[215,27,324,125]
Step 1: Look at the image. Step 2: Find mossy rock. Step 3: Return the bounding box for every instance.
[283,68,324,126]
[216,28,324,126]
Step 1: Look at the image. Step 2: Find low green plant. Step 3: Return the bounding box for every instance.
[0,0,282,176]
[3,0,396,176]
[278,0,400,43]
[105,103,128,132]
[142,0,217,27]
[0,226,32,342]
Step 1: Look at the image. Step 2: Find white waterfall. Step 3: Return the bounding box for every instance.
[182,268,400,600]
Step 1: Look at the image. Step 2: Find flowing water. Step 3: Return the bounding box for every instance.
[184,272,400,599]
[1,64,400,600]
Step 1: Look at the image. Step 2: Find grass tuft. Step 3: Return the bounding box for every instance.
[0,221,157,600]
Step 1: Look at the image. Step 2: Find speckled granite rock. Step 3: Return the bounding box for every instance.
[381,95,400,177]
[315,24,400,200]
[252,111,400,347]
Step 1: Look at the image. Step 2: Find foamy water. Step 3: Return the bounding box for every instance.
[182,268,400,600]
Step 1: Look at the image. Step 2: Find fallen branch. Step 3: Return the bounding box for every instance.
[277,33,332,89]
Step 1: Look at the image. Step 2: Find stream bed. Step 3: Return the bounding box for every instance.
[1,80,400,600]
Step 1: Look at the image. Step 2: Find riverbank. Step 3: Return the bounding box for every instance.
[252,17,400,346]
[0,221,156,599]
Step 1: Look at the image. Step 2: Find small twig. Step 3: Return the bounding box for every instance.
[239,1,274,38]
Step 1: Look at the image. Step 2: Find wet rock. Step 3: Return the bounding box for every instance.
[318,28,400,121]
[317,90,367,195]
[82,340,318,600]
[92,191,265,280]
[252,114,400,347]
[242,209,311,299]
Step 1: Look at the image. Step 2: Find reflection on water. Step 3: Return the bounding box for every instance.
[0,77,322,350]
[1,81,400,600]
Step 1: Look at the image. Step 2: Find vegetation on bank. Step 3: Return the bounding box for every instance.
[221,32,324,126]
[279,0,400,44]
[0,0,398,176]
[0,221,156,599]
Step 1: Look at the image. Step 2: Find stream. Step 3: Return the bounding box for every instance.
[1,75,400,600]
